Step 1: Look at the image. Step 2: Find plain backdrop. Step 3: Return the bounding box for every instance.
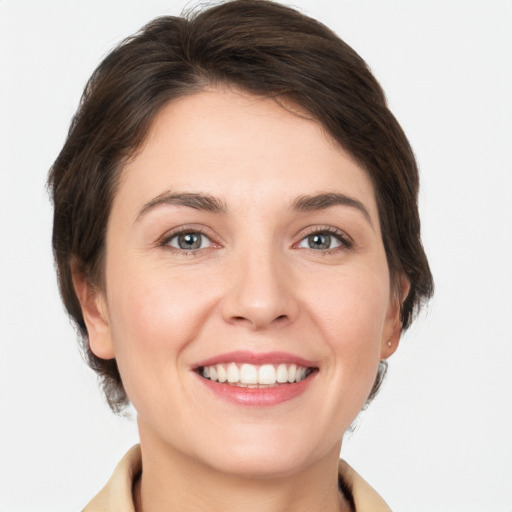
[1,1,511,511]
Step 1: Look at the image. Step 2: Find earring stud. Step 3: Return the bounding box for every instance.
[387,340,392,347]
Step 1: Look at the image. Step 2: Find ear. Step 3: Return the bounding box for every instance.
[380,276,411,359]
[71,261,115,360]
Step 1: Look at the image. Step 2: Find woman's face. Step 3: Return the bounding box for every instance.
[82,87,401,477]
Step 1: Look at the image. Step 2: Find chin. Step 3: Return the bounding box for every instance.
[197,430,328,480]
[208,452,308,480]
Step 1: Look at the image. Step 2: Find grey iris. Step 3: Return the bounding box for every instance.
[178,233,202,250]
[308,233,331,249]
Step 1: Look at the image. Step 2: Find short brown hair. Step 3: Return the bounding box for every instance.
[48,0,433,412]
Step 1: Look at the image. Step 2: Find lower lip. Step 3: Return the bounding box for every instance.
[196,373,316,406]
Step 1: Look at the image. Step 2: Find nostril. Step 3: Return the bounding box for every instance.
[230,314,288,326]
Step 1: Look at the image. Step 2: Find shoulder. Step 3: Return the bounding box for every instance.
[338,460,392,512]
[82,445,141,512]
[82,446,391,512]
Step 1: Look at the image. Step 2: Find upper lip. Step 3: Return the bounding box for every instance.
[192,351,318,369]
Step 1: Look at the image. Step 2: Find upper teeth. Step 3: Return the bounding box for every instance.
[201,363,309,386]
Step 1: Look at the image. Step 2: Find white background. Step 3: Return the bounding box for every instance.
[1,1,511,511]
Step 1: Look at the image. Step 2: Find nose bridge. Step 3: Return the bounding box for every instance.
[222,233,298,329]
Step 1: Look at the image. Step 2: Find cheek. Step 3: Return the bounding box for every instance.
[103,266,220,419]
[310,266,390,345]
[104,260,221,383]
[307,266,390,391]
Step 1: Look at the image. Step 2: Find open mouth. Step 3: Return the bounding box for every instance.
[197,362,317,388]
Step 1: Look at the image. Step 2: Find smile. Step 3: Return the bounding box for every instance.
[199,362,313,387]
[193,351,318,405]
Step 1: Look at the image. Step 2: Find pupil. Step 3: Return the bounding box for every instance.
[309,233,330,249]
[179,233,200,249]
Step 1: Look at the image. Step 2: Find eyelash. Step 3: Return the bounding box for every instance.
[296,226,353,253]
[158,225,353,255]
[159,227,218,255]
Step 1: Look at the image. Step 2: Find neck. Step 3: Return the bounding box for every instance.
[134,420,350,512]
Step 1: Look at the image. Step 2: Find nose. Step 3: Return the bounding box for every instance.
[220,246,299,330]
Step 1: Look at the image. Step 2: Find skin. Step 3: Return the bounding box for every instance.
[74,86,405,512]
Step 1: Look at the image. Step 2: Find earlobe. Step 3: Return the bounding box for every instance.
[380,321,401,359]
[71,262,115,360]
[380,276,411,359]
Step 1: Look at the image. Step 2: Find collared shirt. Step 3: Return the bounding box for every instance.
[83,445,391,512]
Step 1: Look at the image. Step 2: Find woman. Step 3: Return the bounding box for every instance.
[48,1,433,510]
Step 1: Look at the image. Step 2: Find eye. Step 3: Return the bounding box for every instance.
[297,230,349,251]
[166,231,212,251]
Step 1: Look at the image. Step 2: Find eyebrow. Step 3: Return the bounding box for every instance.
[291,192,373,227]
[137,190,373,227]
[136,191,227,220]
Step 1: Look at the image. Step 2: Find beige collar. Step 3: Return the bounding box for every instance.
[83,445,391,512]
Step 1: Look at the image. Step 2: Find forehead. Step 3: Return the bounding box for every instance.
[116,86,379,220]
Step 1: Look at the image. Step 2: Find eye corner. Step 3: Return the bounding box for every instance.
[157,225,222,254]
[294,226,354,253]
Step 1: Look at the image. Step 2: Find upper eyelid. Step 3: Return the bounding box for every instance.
[156,224,353,249]
[155,226,218,252]
[158,224,219,245]
[159,230,218,255]
[293,228,354,254]
[296,225,353,243]
[166,233,212,253]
